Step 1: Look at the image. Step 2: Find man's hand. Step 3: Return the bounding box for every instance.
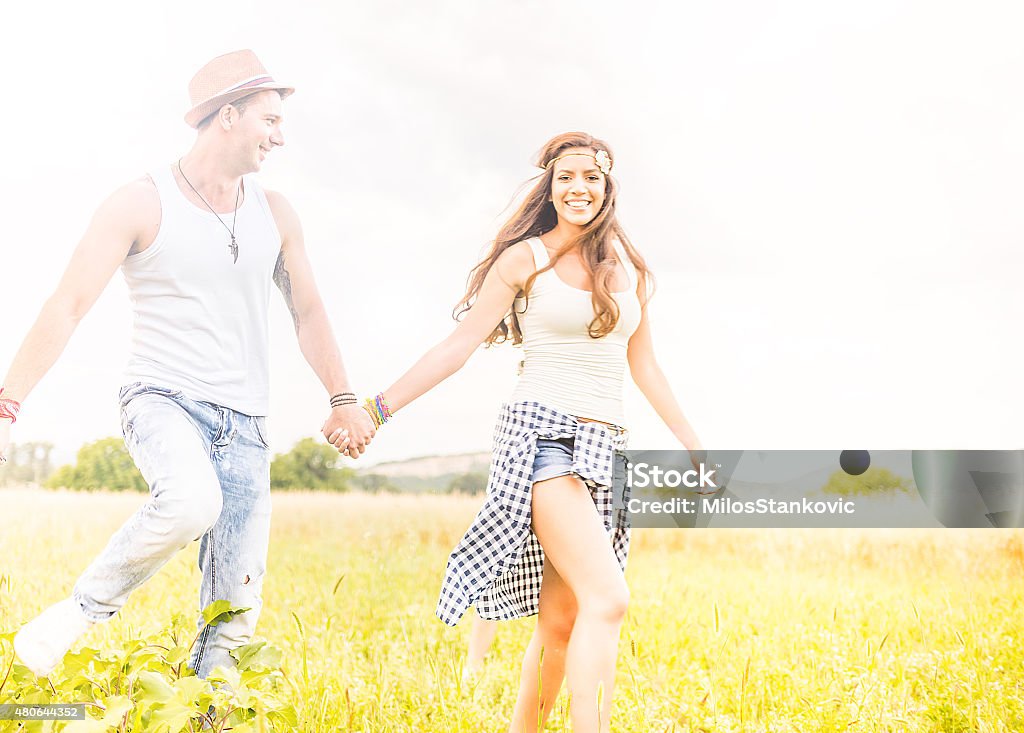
[0,420,11,465]
[322,404,376,459]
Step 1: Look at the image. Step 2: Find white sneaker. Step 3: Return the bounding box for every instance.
[14,599,96,677]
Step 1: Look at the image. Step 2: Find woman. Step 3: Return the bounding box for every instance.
[464,612,499,678]
[337,132,702,732]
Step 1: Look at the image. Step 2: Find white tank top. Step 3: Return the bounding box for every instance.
[510,237,642,427]
[120,166,281,416]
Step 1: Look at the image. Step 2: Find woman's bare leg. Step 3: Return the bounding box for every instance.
[507,556,576,731]
[510,474,628,733]
[465,612,500,676]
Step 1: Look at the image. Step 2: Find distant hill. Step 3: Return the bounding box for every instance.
[368,451,491,478]
[361,451,491,493]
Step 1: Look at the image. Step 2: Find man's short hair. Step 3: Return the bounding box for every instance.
[196,89,283,131]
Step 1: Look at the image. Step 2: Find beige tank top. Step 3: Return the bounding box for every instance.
[509,237,642,427]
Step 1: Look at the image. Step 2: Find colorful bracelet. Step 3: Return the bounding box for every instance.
[0,388,21,424]
[375,393,392,422]
[361,401,380,428]
[362,392,392,429]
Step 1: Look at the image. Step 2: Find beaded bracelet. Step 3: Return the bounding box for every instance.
[361,401,380,428]
[375,393,392,422]
[330,391,358,408]
[361,392,392,429]
[0,388,21,424]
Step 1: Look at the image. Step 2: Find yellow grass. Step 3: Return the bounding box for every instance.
[1,488,1023,731]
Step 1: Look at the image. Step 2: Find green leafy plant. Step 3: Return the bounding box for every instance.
[0,603,296,732]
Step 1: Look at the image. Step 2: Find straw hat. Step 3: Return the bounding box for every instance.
[185,49,295,128]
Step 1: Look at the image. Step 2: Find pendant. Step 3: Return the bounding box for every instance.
[229,236,239,264]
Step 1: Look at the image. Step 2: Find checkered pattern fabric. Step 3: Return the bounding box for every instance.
[435,401,630,626]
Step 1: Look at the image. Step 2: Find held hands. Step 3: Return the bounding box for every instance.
[322,404,376,459]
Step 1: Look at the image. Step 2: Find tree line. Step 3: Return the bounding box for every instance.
[0,437,487,495]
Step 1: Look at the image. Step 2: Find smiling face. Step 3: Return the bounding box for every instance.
[548,148,607,230]
[224,90,285,173]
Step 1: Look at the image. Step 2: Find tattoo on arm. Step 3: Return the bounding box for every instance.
[273,251,300,331]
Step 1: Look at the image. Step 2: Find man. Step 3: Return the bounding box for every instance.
[0,49,372,678]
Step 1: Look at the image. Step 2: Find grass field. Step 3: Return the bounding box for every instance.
[1,487,1023,732]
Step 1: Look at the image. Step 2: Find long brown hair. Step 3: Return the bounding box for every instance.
[455,132,652,345]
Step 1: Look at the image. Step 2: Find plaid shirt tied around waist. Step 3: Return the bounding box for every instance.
[435,401,631,626]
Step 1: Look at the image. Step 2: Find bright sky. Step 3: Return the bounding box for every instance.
[1,1,1022,467]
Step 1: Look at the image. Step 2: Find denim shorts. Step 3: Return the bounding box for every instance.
[531,437,577,484]
[531,434,630,496]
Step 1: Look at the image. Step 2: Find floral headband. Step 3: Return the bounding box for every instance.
[542,149,613,175]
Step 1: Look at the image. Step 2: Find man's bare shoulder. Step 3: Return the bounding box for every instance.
[262,188,295,215]
[262,188,301,242]
[81,176,163,257]
[100,176,161,224]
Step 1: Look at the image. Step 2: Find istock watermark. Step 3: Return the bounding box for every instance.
[627,496,857,516]
[629,461,719,490]
[617,450,1024,528]
[0,704,87,721]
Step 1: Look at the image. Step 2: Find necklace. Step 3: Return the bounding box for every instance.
[176,159,242,264]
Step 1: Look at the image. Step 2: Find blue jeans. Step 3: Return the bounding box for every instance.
[71,382,272,678]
